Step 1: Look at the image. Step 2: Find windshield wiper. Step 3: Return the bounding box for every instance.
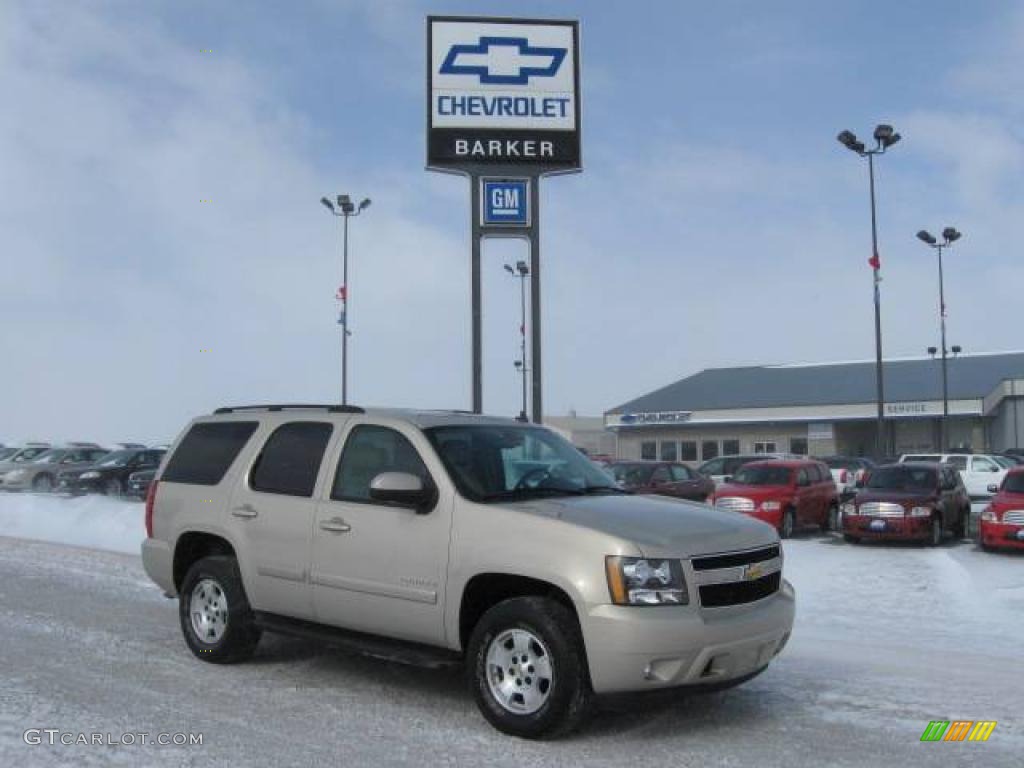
[580,485,630,495]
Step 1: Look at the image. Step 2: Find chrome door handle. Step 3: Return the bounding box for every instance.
[232,504,258,519]
[319,517,351,533]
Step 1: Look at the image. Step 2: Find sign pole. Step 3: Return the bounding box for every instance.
[528,176,542,424]
[470,175,483,413]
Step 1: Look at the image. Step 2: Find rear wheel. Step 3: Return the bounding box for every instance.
[179,555,261,663]
[826,503,839,532]
[780,508,796,539]
[954,507,970,539]
[467,596,592,739]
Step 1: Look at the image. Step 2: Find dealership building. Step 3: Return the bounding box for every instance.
[605,352,1024,462]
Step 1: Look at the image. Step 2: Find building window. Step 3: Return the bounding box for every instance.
[701,440,719,461]
[680,441,698,461]
[722,439,740,455]
[660,441,677,461]
[790,437,808,456]
[753,441,777,454]
[640,441,656,460]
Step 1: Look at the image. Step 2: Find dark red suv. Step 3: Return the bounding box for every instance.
[979,467,1024,552]
[711,459,839,537]
[606,461,714,502]
[841,463,970,546]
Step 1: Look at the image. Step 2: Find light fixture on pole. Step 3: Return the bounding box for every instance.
[321,194,371,405]
[837,124,902,458]
[917,226,962,450]
[504,260,530,422]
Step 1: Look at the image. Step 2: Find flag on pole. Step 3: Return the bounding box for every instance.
[868,253,881,270]
[336,285,347,301]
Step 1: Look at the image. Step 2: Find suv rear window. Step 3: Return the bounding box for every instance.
[162,421,259,486]
[250,422,333,497]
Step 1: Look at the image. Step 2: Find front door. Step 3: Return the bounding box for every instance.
[311,422,452,647]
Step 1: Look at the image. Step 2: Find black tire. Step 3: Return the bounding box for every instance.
[104,478,122,497]
[843,534,861,545]
[467,596,592,739]
[780,508,796,539]
[928,516,943,547]
[954,507,970,539]
[179,555,261,664]
[32,474,54,493]
[826,503,839,532]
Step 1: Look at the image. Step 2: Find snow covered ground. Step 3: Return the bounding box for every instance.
[1,493,1022,767]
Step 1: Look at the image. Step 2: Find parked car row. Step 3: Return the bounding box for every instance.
[0,442,165,499]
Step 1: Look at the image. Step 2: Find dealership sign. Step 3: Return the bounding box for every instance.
[427,17,581,170]
[614,411,694,427]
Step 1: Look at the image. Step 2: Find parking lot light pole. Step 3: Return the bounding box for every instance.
[918,228,962,449]
[321,194,371,406]
[837,124,901,458]
[504,261,530,422]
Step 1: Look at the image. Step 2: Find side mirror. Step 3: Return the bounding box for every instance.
[723,475,733,483]
[369,472,435,512]
[988,483,1000,494]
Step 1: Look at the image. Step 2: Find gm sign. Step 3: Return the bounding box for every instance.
[428,16,581,171]
[481,179,530,226]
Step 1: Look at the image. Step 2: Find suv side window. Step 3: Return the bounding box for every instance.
[945,455,967,470]
[700,458,725,476]
[796,468,810,486]
[972,457,1000,473]
[250,422,333,497]
[650,466,671,485]
[670,465,691,481]
[163,421,259,486]
[333,425,431,503]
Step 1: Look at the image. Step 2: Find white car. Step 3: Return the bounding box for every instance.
[898,453,1006,500]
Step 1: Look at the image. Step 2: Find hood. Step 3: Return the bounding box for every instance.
[509,492,779,558]
[991,490,1024,512]
[854,489,936,506]
[715,483,791,500]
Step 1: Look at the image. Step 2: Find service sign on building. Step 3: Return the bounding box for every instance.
[427,16,581,171]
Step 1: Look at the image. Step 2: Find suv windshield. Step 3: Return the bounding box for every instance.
[425,425,621,502]
[732,465,792,486]
[867,466,937,491]
[607,464,654,486]
[1003,473,1024,493]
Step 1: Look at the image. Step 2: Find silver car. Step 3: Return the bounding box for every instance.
[0,446,110,492]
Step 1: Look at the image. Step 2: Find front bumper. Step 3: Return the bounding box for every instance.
[0,475,30,491]
[979,520,1024,550]
[56,476,104,495]
[582,580,795,693]
[842,514,931,540]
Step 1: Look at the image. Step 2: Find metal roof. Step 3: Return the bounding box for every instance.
[608,352,1024,415]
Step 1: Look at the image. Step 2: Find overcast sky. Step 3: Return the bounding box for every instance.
[2,0,1023,445]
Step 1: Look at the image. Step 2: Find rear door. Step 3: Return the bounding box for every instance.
[966,456,1005,499]
[310,422,452,646]
[794,466,814,524]
[226,420,335,620]
[669,464,706,500]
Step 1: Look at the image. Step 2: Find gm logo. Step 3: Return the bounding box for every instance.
[482,179,530,227]
[440,37,567,85]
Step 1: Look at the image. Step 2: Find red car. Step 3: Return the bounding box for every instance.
[979,467,1024,551]
[711,459,838,537]
[841,463,970,546]
[606,461,714,502]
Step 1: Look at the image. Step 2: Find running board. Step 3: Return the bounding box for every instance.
[252,612,463,670]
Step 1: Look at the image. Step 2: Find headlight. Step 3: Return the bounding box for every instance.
[759,500,782,511]
[5,469,27,480]
[981,507,997,522]
[605,556,688,606]
[909,506,932,517]
[80,471,100,480]
[840,502,856,516]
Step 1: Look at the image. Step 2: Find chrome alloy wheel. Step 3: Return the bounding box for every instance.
[190,578,228,644]
[485,628,554,715]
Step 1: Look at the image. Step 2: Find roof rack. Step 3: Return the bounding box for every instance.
[213,404,365,415]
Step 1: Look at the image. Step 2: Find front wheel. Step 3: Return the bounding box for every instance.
[104,478,122,497]
[843,534,861,545]
[780,508,796,539]
[826,503,839,532]
[954,507,970,539]
[929,517,943,547]
[32,474,54,493]
[467,596,592,739]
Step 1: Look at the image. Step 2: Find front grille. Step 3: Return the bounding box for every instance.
[692,545,780,572]
[859,501,905,517]
[699,572,782,608]
[715,496,755,513]
[1003,511,1024,525]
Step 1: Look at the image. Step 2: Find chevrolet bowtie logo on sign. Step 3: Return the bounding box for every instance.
[439,37,567,85]
[427,16,581,171]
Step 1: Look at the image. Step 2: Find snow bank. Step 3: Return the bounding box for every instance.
[0,493,143,554]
